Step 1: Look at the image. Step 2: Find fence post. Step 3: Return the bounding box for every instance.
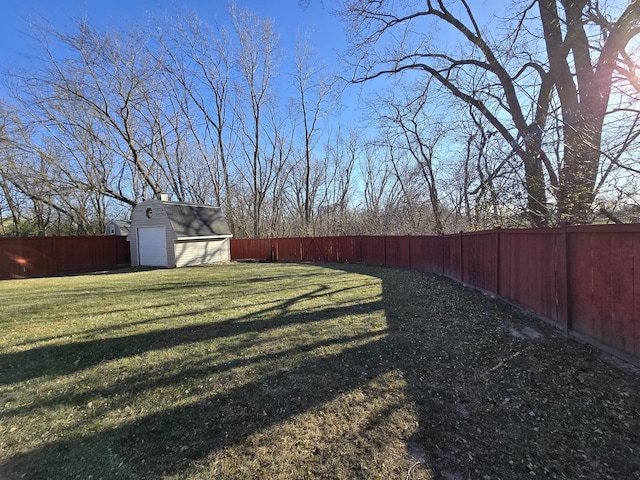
[495,227,501,295]
[441,234,445,275]
[109,236,115,268]
[459,231,464,282]
[558,223,571,334]
[383,235,387,266]
[52,236,59,275]
[408,234,412,271]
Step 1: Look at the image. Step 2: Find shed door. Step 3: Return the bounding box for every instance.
[138,227,167,266]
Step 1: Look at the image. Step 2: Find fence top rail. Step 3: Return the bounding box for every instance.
[488,228,561,235]
[457,230,503,237]
[489,224,640,234]
[565,223,640,234]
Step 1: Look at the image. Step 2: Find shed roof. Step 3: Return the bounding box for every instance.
[162,201,232,238]
[111,219,131,234]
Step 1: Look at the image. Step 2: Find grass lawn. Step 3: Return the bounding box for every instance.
[0,262,639,479]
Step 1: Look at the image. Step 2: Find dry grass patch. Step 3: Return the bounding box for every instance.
[0,262,638,479]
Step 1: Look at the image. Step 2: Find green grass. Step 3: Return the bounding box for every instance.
[1,263,639,479]
[0,263,428,479]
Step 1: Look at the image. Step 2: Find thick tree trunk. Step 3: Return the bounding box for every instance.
[557,113,601,224]
[522,145,549,227]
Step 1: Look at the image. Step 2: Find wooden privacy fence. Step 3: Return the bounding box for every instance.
[231,224,640,362]
[0,236,131,280]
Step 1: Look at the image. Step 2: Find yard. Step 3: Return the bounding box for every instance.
[0,262,638,479]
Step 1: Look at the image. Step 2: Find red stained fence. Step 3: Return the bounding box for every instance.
[231,225,640,362]
[0,236,131,280]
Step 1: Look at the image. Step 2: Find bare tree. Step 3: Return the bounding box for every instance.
[154,13,239,233]
[313,127,358,235]
[455,107,527,230]
[0,100,101,235]
[0,103,23,234]
[373,83,447,233]
[341,0,640,225]
[231,5,282,238]
[358,141,399,234]
[262,106,295,237]
[8,20,169,209]
[290,32,334,234]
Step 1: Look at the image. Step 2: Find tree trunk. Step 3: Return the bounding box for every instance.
[557,113,601,224]
[522,145,549,227]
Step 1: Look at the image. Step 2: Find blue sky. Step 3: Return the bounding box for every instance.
[0,0,347,67]
[0,0,516,130]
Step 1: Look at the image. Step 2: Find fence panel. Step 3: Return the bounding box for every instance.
[273,238,303,262]
[57,237,99,272]
[567,225,640,357]
[230,238,272,260]
[300,237,322,262]
[0,237,54,279]
[0,236,130,280]
[313,237,343,263]
[385,236,411,269]
[115,235,131,265]
[360,236,385,265]
[54,236,130,273]
[332,236,361,263]
[498,229,560,325]
[442,235,462,280]
[230,237,365,264]
[410,236,444,274]
[635,236,640,358]
[461,231,498,293]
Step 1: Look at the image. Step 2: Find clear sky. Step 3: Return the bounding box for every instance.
[0,0,347,68]
[0,0,516,128]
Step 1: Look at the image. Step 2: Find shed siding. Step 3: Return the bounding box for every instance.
[105,221,118,235]
[174,238,230,267]
[128,199,178,267]
[105,220,131,236]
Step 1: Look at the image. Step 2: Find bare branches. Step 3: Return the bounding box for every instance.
[342,0,640,225]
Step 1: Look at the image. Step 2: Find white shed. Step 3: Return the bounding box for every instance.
[104,219,131,236]
[127,196,232,268]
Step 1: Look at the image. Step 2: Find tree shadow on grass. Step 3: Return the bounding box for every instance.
[0,283,376,386]
[2,263,639,479]
[3,335,396,479]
